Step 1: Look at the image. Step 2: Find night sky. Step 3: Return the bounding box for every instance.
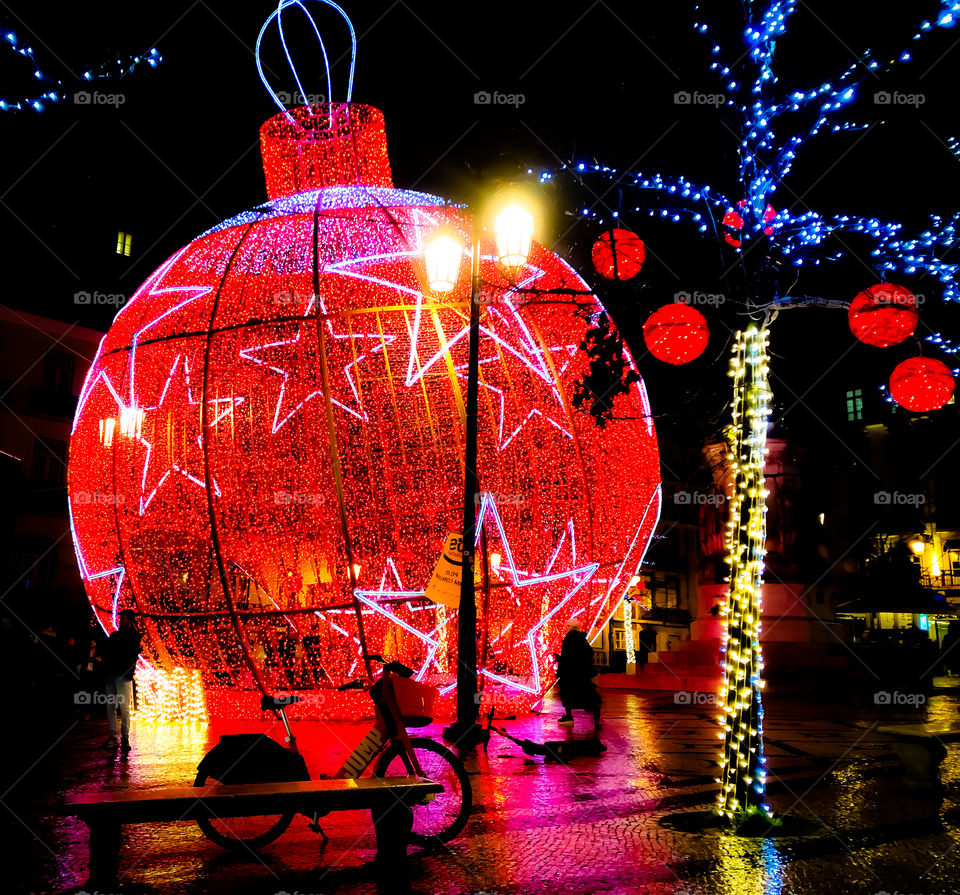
[2,0,959,443]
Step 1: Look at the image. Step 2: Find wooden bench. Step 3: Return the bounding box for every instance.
[879,722,960,788]
[62,776,442,886]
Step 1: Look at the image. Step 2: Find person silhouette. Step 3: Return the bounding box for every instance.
[100,610,141,753]
[556,619,602,733]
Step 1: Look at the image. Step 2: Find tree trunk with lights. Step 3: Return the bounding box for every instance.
[716,325,772,819]
[526,0,960,823]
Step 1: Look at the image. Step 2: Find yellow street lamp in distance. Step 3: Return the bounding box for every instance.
[425,226,465,294]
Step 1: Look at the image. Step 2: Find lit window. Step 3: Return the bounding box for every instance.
[648,573,680,610]
[116,231,132,256]
[845,388,863,422]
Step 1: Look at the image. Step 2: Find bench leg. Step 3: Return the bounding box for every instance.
[86,821,121,887]
[371,800,413,868]
[893,740,948,788]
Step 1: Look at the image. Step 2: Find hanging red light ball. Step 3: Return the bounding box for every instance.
[642,303,710,364]
[67,102,662,719]
[889,357,955,412]
[848,282,919,347]
[723,200,776,248]
[591,228,646,280]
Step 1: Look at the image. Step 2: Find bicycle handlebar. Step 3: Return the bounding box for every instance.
[260,693,302,712]
[364,655,415,679]
[335,659,416,694]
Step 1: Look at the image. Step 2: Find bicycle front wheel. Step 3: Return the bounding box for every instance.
[374,737,472,845]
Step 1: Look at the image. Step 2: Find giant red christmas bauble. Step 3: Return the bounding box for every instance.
[643,302,710,364]
[889,357,955,412]
[848,283,918,347]
[591,228,645,280]
[68,104,662,716]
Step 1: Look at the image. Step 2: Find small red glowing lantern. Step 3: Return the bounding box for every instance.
[848,283,919,347]
[723,200,775,248]
[642,303,709,365]
[591,228,645,280]
[889,357,955,412]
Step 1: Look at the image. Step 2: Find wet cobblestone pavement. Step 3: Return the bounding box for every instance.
[6,685,960,894]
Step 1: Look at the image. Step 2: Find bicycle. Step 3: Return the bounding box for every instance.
[193,655,472,851]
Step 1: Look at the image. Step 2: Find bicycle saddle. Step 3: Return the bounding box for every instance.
[260,693,302,712]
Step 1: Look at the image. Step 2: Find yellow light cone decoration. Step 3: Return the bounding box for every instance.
[135,664,207,724]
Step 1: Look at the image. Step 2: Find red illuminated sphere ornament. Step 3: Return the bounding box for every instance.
[591,228,645,280]
[67,103,661,717]
[723,200,776,248]
[889,357,955,412]
[643,303,710,364]
[848,283,919,347]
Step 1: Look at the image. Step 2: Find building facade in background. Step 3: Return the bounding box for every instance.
[0,306,104,642]
[0,304,954,697]
[596,383,960,693]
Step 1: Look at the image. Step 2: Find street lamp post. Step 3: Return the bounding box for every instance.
[425,201,534,744]
[452,221,483,741]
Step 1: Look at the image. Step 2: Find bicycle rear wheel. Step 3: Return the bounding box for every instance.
[374,737,472,845]
[194,771,294,850]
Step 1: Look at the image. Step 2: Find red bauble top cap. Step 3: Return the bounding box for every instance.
[260,102,394,199]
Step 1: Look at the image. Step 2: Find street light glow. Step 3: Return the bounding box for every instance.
[494,203,535,269]
[425,227,464,294]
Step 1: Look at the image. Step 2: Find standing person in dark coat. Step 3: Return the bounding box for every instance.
[101,610,141,753]
[941,621,960,675]
[557,619,602,732]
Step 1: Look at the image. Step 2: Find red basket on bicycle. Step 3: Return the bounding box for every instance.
[392,676,437,728]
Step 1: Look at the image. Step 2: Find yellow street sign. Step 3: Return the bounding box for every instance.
[424,533,465,608]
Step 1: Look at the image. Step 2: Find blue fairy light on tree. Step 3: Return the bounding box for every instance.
[531,0,960,822]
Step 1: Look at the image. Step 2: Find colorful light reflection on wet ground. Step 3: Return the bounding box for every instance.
[7,686,960,894]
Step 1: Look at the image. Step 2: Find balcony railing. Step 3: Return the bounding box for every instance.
[640,606,693,626]
[921,569,960,589]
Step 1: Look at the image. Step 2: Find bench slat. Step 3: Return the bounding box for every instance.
[63,777,442,824]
